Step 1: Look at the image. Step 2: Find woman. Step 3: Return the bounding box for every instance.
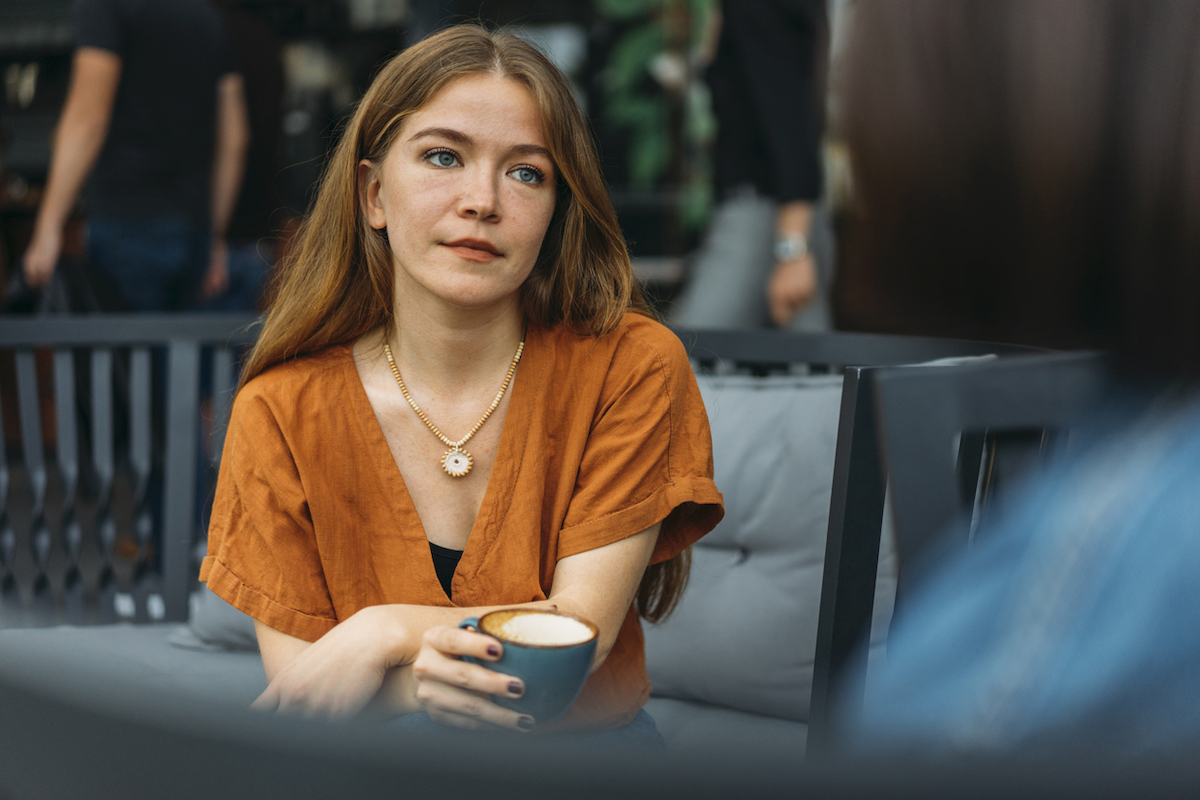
[835,0,1200,751]
[200,25,723,737]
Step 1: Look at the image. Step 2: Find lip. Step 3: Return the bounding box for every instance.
[443,238,503,260]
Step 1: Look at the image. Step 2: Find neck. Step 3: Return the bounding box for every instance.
[384,299,526,395]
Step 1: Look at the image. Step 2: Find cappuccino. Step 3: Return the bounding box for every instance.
[483,610,595,646]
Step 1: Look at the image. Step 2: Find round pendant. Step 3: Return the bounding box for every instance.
[442,449,473,477]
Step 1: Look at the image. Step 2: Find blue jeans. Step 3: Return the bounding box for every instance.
[388,708,666,751]
[87,218,209,311]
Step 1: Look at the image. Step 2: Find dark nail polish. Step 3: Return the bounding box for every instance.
[517,716,535,731]
[487,644,500,657]
[508,681,524,697]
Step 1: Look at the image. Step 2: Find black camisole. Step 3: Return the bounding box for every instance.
[428,542,463,599]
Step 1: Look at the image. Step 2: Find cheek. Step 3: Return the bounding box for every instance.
[520,194,558,248]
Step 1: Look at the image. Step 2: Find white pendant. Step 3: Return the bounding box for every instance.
[443,449,473,477]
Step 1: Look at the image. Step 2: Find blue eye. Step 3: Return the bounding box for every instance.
[511,166,544,185]
[426,149,460,168]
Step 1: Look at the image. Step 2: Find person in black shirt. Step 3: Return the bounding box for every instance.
[672,0,832,331]
[23,0,249,311]
[199,0,285,313]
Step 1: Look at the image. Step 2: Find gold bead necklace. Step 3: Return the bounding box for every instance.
[382,338,524,477]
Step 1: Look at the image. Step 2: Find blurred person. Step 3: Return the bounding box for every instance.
[672,0,833,331]
[835,0,1200,751]
[199,0,286,313]
[22,0,249,312]
[200,25,723,740]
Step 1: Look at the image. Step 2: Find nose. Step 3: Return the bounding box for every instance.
[457,167,500,220]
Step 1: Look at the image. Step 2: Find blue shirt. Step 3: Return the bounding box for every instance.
[847,389,1200,752]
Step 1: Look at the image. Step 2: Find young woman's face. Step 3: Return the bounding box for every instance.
[361,73,557,317]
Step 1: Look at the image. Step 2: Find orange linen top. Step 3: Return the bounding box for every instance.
[200,313,724,730]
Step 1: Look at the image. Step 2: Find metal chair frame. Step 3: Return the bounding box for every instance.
[670,327,1038,752]
[807,351,1111,745]
[0,314,259,626]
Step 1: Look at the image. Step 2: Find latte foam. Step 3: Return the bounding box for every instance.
[488,612,594,646]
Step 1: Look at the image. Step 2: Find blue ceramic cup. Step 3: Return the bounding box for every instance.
[458,609,599,723]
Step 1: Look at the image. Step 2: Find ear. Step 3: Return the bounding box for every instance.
[358,159,387,230]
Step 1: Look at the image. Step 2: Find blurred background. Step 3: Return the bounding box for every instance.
[0,0,858,321]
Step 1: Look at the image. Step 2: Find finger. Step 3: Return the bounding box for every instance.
[414,648,524,699]
[420,683,533,732]
[426,707,493,731]
[428,706,536,733]
[768,290,791,328]
[423,625,504,661]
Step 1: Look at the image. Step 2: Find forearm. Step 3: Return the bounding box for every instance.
[210,74,249,239]
[377,598,561,654]
[256,598,558,720]
[34,53,120,237]
[35,123,104,236]
[255,526,655,722]
[776,200,814,240]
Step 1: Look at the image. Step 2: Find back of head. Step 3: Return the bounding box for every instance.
[839,0,1200,380]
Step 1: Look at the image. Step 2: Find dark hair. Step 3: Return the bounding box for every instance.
[837,0,1200,379]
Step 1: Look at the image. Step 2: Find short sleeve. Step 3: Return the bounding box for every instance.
[214,17,237,77]
[200,389,338,642]
[557,327,724,564]
[73,0,123,55]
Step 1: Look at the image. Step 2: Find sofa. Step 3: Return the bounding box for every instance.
[0,365,898,753]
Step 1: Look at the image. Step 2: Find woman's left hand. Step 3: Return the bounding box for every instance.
[252,606,411,719]
[411,625,534,732]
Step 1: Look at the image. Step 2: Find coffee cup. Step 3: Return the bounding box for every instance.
[458,608,598,723]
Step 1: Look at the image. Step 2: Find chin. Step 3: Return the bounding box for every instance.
[433,277,528,310]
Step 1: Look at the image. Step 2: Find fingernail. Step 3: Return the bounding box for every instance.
[517,716,535,731]
[508,681,524,697]
[487,644,500,657]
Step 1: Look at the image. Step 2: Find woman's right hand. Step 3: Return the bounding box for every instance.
[411,625,534,732]
[252,606,410,719]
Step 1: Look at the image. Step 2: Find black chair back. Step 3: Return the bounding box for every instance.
[807,351,1112,744]
[671,328,1038,753]
[873,351,1110,579]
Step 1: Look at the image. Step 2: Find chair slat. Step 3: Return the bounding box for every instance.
[15,350,52,621]
[54,348,85,623]
[0,387,16,618]
[91,348,117,623]
[211,345,234,466]
[128,347,155,622]
[161,340,200,623]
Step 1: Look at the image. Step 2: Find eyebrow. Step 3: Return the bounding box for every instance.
[407,127,553,161]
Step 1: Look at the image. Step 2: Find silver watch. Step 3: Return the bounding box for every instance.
[774,233,809,262]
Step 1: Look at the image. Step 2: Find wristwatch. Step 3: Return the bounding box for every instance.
[774,233,809,262]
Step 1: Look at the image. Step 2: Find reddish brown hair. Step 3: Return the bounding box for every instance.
[239,24,685,621]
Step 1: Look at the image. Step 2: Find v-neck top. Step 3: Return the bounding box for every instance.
[201,313,724,730]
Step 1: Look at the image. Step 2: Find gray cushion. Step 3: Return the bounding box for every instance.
[644,696,807,752]
[0,623,268,708]
[169,585,258,652]
[644,373,898,723]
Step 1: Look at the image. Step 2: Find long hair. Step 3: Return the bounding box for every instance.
[837,1,1200,380]
[239,24,683,621]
